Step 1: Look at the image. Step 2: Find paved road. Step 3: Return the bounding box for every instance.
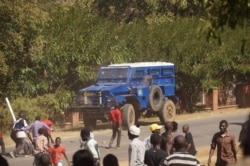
[6,110,250,166]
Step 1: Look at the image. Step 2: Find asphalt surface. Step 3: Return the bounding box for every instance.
[5,109,250,166]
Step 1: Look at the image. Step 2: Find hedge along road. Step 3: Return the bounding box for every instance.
[6,108,250,166]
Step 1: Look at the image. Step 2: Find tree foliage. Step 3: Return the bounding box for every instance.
[204,0,250,48]
[0,0,249,128]
[0,0,49,98]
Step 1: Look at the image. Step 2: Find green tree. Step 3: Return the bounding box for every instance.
[204,0,250,49]
[0,0,49,98]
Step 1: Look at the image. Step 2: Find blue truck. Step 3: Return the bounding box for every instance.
[70,62,178,128]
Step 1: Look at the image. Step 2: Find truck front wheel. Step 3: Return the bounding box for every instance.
[122,104,135,129]
[158,99,176,124]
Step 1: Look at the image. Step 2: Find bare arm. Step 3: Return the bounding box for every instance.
[208,148,215,166]
[48,134,54,144]
[231,134,237,161]
[43,123,52,131]
[186,143,191,152]
[63,152,71,166]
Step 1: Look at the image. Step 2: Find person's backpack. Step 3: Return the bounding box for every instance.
[14,119,25,130]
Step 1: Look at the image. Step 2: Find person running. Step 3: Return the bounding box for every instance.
[80,127,100,166]
[143,123,162,150]
[108,104,122,149]
[9,111,28,158]
[207,120,237,166]
[42,117,54,146]
[182,124,197,156]
[163,135,200,166]
[128,124,145,166]
[49,137,70,166]
[144,133,167,166]
[23,116,52,147]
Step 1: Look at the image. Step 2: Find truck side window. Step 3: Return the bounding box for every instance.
[163,68,173,76]
[149,69,160,77]
[135,70,144,78]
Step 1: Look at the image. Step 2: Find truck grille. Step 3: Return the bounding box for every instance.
[78,92,99,105]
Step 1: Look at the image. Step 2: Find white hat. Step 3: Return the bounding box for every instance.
[129,125,140,136]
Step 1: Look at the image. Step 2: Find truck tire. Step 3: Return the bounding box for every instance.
[158,99,176,124]
[83,116,97,129]
[122,104,135,129]
[149,86,163,112]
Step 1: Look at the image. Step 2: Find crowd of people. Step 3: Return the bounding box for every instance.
[74,116,250,166]
[0,110,62,166]
[0,107,250,166]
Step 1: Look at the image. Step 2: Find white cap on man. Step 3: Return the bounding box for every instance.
[129,125,140,136]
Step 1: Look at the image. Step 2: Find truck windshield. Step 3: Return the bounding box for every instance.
[99,67,128,80]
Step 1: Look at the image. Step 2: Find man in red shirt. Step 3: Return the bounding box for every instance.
[42,117,54,146]
[108,104,122,149]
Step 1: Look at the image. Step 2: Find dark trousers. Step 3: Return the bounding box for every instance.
[10,129,18,147]
[109,124,121,147]
[14,137,25,154]
[34,152,49,166]
[24,138,34,155]
[0,137,6,155]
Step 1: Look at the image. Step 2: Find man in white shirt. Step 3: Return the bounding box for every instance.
[9,111,28,158]
[81,127,100,166]
[128,125,145,166]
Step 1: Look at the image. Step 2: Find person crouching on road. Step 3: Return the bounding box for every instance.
[108,104,122,149]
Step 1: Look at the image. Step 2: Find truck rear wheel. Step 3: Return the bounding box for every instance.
[122,104,135,129]
[158,99,176,124]
[149,86,163,112]
[83,116,97,129]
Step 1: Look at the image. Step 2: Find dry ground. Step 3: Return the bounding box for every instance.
[4,107,250,166]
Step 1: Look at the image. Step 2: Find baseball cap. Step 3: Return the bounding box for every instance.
[129,125,140,136]
[150,123,162,132]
